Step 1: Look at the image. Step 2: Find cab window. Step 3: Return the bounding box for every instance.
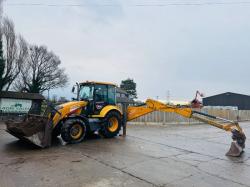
[95,85,108,102]
[108,85,116,105]
[79,85,94,100]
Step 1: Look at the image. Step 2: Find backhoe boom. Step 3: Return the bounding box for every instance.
[126,99,246,157]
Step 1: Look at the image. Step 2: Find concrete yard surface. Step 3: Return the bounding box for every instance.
[0,122,250,187]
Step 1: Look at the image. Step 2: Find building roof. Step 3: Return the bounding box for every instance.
[0,91,44,100]
[204,92,250,99]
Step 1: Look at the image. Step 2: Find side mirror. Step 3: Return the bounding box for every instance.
[72,86,75,93]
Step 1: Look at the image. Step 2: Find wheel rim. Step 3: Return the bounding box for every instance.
[70,124,83,139]
[108,117,119,132]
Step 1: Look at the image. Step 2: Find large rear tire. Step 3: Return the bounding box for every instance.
[100,111,122,138]
[61,118,86,144]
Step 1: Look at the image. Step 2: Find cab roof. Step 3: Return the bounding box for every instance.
[80,81,117,87]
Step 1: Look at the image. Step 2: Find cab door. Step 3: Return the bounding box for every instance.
[93,84,108,115]
[93,84,116,115]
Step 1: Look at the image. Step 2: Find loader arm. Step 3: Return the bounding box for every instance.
[127,99,246,157]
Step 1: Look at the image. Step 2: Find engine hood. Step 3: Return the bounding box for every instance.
[59,101,87,109]
[52,101,88,126]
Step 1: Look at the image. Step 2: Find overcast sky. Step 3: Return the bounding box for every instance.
[2,0,250,101]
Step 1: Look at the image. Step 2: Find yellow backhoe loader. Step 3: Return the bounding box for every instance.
[5,81,246,157]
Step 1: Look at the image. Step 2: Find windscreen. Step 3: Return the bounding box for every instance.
[79,85,94,100]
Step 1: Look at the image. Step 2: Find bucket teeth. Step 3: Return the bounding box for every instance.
[226,142,243,157]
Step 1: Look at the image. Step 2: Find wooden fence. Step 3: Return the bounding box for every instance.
[129,109,250,125]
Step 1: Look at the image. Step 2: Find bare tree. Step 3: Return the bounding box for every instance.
[0,17,28,91]
[0,0,3,19]
[15,45,69,93]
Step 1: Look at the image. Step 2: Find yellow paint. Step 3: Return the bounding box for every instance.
[91,105,122,118]
[79,81,117,86]
[108,117,119,132]
[70,123,83,139]
[192,115,243,133]
[145,99,193,118]
[52,101,87,127]
[127,106,154,121]
[127,99,192,121]
[127,98,244,135]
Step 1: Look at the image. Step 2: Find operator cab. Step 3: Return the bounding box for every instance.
[72,81,131,116]
[77,82,117,115]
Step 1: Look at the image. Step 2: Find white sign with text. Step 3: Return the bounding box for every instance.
[0,98,32,113]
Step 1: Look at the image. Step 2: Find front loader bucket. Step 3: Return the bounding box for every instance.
[226,129,246,157]
[5,115,53,148]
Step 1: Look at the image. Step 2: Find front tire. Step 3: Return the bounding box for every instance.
[61,118,86,144]
[100,111,122,138]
